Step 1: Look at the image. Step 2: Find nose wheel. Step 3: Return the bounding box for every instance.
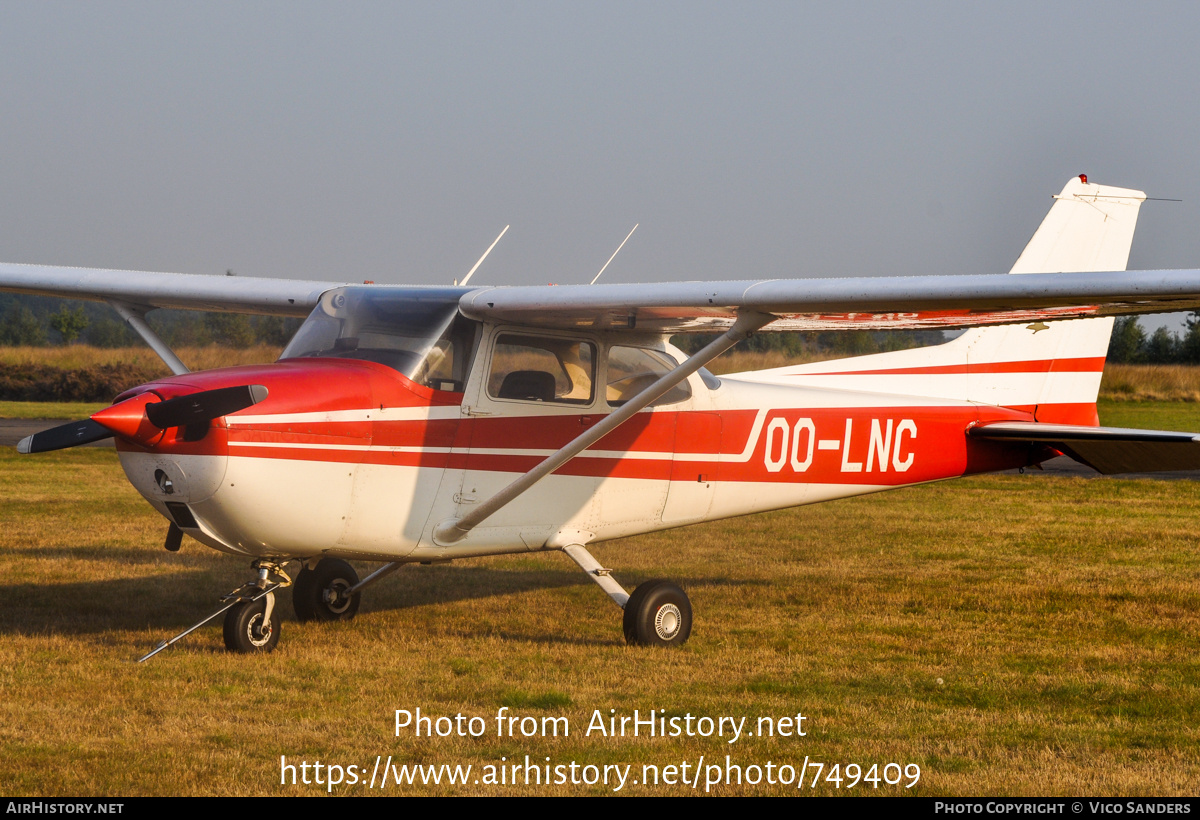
[223,596,280,653]
[138,559,292,662]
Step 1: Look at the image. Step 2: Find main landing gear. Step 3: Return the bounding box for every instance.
[137,547,688,660]
[562,544,693,647]
[293,558,361,622]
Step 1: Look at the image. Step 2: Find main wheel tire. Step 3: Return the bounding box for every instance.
[223,598,281,653]
[623,579,692,647]
[292,558,360,623]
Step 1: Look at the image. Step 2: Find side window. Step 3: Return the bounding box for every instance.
[606,346,692,407]
[487,334,596,404]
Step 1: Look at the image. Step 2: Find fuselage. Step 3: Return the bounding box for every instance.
[114,341,1038,564]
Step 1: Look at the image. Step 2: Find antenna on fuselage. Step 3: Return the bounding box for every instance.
[456,225,510,286]
[590,223,638,285]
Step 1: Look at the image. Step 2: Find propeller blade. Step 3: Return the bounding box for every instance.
[145,384,268,429]
[17,419,114,454]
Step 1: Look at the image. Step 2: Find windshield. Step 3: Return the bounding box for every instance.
[280,287,479,390]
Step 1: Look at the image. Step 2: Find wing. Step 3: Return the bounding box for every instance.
[458,269,1200,333]
[6,261,1200,331]
[0,262,347,317]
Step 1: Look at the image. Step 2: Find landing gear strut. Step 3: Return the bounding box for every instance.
[561,544,692,647]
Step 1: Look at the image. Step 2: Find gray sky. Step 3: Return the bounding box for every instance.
[1,2,1197,329]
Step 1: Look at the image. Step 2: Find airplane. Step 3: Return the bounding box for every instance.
[4,175,1200,658]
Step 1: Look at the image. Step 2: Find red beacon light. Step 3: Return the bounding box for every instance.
[1079,174,1088,184]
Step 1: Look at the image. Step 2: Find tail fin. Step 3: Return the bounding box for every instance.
[744,176,1146,424]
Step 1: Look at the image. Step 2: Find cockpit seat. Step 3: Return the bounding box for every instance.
[498,370,556,402]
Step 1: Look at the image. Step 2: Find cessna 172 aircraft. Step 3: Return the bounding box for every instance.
[4,175,1200,657]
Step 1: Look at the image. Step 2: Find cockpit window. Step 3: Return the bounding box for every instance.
[487,334,595,404]
[280,287,479,391]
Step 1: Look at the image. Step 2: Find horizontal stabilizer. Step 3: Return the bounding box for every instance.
[969,421,1200,475]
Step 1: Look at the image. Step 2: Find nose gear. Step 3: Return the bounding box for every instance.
[138,560,293,662]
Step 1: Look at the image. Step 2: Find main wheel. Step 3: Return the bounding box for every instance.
[223,597,281,653]
[623,579,692,647]
[292,558,360,623]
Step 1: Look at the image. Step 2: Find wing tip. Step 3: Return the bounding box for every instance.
[16,435,33,454]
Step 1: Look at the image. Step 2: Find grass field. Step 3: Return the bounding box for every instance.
[1,446,1197,796]
[1,352,1198,795]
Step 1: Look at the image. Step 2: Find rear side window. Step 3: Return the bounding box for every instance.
[487,334,596,404]
[606,346,691,406]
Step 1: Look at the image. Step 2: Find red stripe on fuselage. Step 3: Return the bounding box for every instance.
[217,404,1036,486]
[796,357,1107,377]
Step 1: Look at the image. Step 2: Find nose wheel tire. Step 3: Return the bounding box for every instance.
[223,598,280,653]
[623,579,692,647]
[293,558,361,623]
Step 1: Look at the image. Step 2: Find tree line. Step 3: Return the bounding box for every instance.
[0,294,301,348]
[677,315,1200,363]
[2,292,1198,364]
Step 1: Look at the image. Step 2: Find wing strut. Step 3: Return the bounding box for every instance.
[108,300,190,375]
[432,309,773,546]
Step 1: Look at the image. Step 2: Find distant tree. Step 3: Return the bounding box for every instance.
[253,315,302,346]
[0,304,47,345]
[1108,317,1146,363]
[1145,326,1179,363]
[1181,312,1200,364]
[49,306,88,344]
[154,312,212,347]
[204,313,256,347]
[85,317,135,348]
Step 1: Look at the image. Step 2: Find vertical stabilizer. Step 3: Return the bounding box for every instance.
[1008,175,1145,274]
[740,177,1146,423]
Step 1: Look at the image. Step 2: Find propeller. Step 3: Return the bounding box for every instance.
[17,384,268,454]
[146,385,269,429]
[16,419,113,454]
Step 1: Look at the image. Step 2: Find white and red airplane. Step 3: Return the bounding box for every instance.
[4,176,1200,657]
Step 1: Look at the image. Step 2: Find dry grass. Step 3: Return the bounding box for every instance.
[0,345,283,372]
[1100,365,1200,402]
[0,448,1197,796]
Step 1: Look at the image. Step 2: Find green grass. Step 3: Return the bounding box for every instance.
[0,448,1197,795]
[1098,400,1200,431]
[0,400,108,419]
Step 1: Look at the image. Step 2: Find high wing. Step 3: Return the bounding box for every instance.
[5,262,1200,333]
[0,262,348,317]
[458,269,1200,333]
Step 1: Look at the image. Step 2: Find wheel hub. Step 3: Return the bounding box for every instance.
[323,579,353,613]
[247,613,273,646]
[655,604,681,639]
